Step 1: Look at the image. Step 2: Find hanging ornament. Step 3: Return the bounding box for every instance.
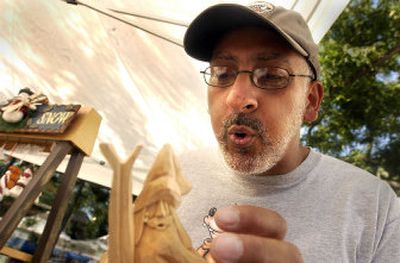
[9,165,34,197]
[0,165,23,201]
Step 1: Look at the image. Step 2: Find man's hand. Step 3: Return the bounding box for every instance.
[210,205,303,263]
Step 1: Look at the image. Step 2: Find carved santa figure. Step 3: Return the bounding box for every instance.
[133,145,204,263]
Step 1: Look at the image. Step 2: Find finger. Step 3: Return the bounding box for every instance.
[215,205,287,239]
[210,233,303,263]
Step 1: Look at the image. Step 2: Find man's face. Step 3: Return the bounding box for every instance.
[208,27,311,176]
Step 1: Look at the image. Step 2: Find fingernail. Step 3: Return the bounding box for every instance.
[216,206,240,228]
[212,233,243,262]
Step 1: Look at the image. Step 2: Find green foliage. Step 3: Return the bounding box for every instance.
[0,196,15,216]
[305,0,400,190]
[39,173,62,206]
[0,110,35,132]
[23,217,38,228]
[64,181,109,240]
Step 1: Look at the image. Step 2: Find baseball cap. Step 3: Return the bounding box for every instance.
[184,1,320,80]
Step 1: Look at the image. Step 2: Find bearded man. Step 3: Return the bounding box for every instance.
[178,2,400,263]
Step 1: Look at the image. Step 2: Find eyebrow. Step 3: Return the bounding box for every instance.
[254,52,283,61]
[211,51,286,63]
[212,52,237,62]
[257,52,292,68]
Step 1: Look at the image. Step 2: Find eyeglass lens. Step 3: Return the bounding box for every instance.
[204,66,290,89]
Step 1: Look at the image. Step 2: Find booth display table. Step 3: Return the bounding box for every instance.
[0,107,101,262]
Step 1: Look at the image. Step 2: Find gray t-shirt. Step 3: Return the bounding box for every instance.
[178,147,400,263]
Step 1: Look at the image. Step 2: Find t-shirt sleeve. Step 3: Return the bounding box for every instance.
[372,193,400,263]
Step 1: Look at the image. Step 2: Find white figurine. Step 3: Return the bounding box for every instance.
[1,88,48,123]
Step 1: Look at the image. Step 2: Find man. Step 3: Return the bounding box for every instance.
[178,1,400,263]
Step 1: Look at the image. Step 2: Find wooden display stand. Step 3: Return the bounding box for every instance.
[0,106,101,262]
[0,246,32,262]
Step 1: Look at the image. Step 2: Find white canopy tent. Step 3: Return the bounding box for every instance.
[0,0,350,194]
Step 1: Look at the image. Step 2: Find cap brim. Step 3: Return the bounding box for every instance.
[184,4,308,62]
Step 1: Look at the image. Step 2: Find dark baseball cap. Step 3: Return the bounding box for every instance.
[184,1,320,80]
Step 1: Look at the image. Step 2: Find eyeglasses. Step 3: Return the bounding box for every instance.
[200,66,314,90]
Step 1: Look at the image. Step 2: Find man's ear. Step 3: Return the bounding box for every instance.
[303,80,324,123]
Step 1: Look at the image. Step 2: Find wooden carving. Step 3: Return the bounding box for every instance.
[100,144,205,263]
[100,144,141,263]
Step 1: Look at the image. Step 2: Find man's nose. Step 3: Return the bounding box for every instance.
[225,74,258,113]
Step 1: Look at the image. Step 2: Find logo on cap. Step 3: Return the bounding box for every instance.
[248,1,275,14]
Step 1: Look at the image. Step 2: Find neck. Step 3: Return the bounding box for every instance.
[262,142,310,176]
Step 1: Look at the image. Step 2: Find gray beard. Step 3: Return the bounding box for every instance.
[217,100,306,176]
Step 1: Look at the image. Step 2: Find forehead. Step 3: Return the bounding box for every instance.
[212,27,301,64]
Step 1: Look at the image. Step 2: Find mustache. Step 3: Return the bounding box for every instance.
[221,113,265,137]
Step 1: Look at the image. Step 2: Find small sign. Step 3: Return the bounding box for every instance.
[0,104,81,134]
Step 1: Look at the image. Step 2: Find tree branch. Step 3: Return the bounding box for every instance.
[348,42,400,84]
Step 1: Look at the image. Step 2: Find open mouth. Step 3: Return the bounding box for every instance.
[227,125,256,147]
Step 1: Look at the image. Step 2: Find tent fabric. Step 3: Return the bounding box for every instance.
[0,0,349,194]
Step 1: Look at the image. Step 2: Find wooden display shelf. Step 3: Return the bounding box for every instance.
[0,106,102,262]
[0,106,101,156]
[0,246,33,262]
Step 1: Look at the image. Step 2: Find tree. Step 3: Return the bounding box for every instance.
[305,0,400,193]
[64,180,109,240]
